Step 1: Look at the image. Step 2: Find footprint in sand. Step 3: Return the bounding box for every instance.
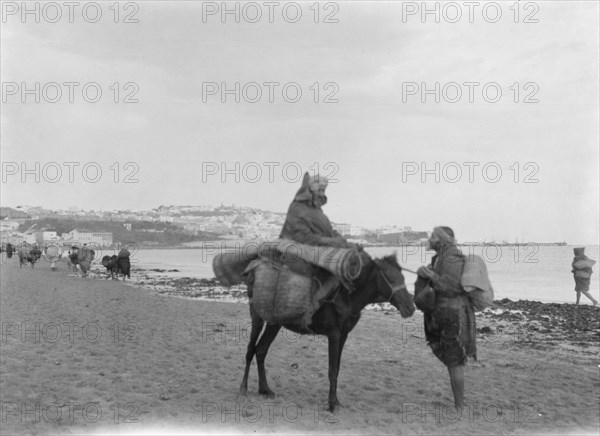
[362,384,380,392]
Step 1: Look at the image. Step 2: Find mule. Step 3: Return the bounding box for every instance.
[18,247,42,268]
[240,251,415,412]
[117,255,131,280]
[102,255,119,279]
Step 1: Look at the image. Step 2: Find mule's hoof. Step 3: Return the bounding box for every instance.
[239,386,248,396]
[328,399,342,413]
[259,388,275,399]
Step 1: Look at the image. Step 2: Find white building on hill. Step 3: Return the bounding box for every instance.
[65,229,113,246]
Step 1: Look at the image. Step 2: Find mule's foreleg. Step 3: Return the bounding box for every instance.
[256,324,281,398]
[335,331,348,380]
[327,331,342,412]
[240,313,264,396]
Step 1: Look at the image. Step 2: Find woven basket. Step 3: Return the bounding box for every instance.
[213,247,261,286]
[251,261,315,324]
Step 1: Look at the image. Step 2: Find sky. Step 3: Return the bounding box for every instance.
[1,0,599,244]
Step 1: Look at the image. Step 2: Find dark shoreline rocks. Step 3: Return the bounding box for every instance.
[121,269,600,346]
[480,298,600,344]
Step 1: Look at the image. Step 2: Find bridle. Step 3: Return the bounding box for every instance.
[376,261,408,304]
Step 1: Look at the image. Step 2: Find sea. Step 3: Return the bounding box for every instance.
[130,244,599,305]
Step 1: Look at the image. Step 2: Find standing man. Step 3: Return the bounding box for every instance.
[78,244,93,278]
[572,247,598,306]
[415,226,477,412]
[70,246,80,274]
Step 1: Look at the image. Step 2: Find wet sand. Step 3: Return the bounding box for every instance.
[1,260,598,435]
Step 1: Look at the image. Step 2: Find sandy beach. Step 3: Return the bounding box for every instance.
[1,260,599,435]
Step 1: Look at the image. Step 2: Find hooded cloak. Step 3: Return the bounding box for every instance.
[279,173,349,248]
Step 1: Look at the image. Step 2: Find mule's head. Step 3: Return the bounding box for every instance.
[373,253,415,318]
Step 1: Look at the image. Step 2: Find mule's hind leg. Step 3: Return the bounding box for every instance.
[256,324,281,398]
[240,307,264,395]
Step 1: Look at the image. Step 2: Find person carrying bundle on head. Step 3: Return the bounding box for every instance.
[572,247,598,306]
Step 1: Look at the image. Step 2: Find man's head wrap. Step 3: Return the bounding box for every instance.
[574,247,585,256]
[432,226,456,245]
[308,174,329,193]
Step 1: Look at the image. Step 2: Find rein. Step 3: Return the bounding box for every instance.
[377,267,408,303]
[329,260,407,316]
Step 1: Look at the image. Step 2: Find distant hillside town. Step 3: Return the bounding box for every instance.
[0,205,428,248]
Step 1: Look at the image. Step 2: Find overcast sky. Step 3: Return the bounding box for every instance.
[1,1,598,244]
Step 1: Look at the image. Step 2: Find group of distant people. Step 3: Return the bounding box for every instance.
[66,244,95,277]
[66,244,131,280]
[1,242,132,280]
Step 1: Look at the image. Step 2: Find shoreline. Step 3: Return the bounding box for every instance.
[98,265,600,348]
[24,241,585,251]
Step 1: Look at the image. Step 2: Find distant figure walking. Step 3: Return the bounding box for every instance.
[46,245,60,271]
[572,247,598,306]
[78,244,94,278]
[70,247,80,273]
[6,243,13,259]
[117,246,131,280]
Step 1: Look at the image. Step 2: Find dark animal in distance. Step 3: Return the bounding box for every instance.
[69,251,79,272]
[117,249,131,280]
[102,255,119,279]
[19,247,42,268]
[240,252,415,412]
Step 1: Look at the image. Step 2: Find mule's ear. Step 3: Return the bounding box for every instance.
[383,252,401,270]
[384,252,398,263]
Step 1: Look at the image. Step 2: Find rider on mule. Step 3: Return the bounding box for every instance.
[279,172,353,250]
[276,172,357,295]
